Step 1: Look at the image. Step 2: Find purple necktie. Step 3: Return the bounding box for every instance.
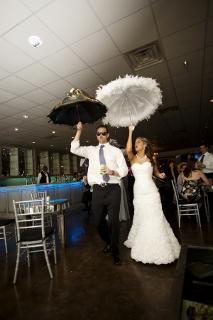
[99,145,110,182]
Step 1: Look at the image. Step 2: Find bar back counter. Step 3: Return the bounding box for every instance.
[0,182,84,216]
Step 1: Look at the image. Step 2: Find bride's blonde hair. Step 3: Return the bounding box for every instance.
[137,137,154,164]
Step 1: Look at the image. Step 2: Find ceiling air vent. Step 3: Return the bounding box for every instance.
[125,41,164,71]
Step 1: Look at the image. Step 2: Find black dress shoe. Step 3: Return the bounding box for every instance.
[102,245,111,253]
[113,255,122,266]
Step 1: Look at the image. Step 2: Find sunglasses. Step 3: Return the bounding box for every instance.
[96,132,108,136]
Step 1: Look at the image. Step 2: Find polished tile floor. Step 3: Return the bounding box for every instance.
[0,202,213,320]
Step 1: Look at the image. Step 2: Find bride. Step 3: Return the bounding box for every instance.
[124,125,180,264]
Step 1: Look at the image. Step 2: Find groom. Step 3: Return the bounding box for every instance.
[70,122,128,265]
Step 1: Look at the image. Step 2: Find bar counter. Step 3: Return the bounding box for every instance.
[0,182,84,215]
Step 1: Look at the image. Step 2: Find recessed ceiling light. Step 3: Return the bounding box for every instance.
[32,141,36,144]
[210,99,213,103]
[23,114,28,119]
[50,145,54,147]
[52,131,56,134]
[28,35,43,48]
[14,128,19,131]
[183,60,189,69]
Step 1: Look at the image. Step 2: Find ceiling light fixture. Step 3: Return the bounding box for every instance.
[210,99,213,103]
[23,114,29,119]
[32,141,36,144]
[14,128,19,131]
[52,131,56,134]
[28,35,43,48]
[50,145,54,147]
[183,60,189,70]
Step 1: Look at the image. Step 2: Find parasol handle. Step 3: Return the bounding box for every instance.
[76,103,80,122]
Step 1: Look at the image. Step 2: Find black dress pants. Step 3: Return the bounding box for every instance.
[92,184,121,256]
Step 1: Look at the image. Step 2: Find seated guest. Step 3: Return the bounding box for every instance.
[180,159,210,203]
[37,165,51,184]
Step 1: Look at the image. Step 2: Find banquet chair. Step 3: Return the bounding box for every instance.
[0,218,15,253]
[31,191,52,226]
[171,180,201,228]
[13,199,57,284]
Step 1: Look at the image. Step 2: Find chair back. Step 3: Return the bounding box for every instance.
[171,179,179,205]
[31,191,47,202]
[13,199,45,242]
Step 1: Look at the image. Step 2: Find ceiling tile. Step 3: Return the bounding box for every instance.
[136,62,170,81]
[0,104,20,116]
[0,66,9,80]
[4,16,65,60]
[66,69,102,89]
[162,23,205,60]
[168,50,204,77]
[158,77,177,107]
[41,47,87,77]
[5,97,37,110]
[89,0,149,26]
[16,63,59,86]
[28,105,51,117]
[23,89,56,104]
[153,0,207,37]
[0,75,36,95]
[12,112,39,121]
[107,7,158,52]
[206,18,213,46]
[43,79,71,98]
[162,110,185,132]
[37,0,102,45]
[92,56,132,82]
[71,29,120,66]
[0,89,16,103]
[20,0,54,12]
[0,0,31,35]
[0,38,34,73]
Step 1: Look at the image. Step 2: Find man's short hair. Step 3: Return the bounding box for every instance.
[96,124,109,133]
[200,143,208,148]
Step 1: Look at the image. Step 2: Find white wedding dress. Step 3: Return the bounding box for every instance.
[124,162,180,264]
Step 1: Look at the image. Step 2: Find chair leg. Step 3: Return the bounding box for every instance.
[13,243,21,284]
[3,227,8,254]
[196,206,201,228]
[52,234,57,265]
[43,241,53,279]
[27,249,30,268]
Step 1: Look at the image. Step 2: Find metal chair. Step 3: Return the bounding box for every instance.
[171,180,201,228]
[31,191,52,226]
[0,219,15,253]
[13,199,57,284]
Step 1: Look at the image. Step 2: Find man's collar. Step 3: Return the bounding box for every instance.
[98,142,110,146]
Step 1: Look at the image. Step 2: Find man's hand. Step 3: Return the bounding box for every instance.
[100,166,114,175]
[76,121,83,131]
[158,172,166,179]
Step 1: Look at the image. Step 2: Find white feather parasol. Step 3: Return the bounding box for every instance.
[96,74,162,127]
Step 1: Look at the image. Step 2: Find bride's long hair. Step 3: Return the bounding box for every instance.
[136,137,154,164]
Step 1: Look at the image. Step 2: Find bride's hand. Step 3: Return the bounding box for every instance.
[129,125,135,132]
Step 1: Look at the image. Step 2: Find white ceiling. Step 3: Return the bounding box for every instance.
[0,0,212,152]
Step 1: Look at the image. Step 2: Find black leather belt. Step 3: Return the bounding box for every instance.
[94,183,117,188]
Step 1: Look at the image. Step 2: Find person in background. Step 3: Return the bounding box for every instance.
[197,143,213,185]
[37,165,51,184]
[81,175,92,212]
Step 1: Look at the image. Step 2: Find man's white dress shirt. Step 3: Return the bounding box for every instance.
[70,141,128,186]
[198,152,213,174]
